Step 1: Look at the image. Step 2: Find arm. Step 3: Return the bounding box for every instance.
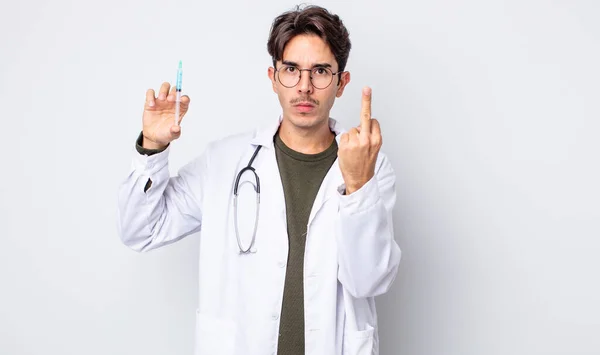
[336,153,401,298]
[116,133,209,252]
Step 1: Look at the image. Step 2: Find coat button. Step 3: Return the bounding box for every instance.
[272,313,279,320]
[278,261,286,268]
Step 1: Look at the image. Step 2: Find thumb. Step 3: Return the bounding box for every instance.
[170,124,181,139]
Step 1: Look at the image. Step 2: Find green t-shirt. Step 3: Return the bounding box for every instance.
[274,132,338,355]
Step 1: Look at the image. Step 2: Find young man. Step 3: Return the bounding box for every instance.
[117,5,401,355]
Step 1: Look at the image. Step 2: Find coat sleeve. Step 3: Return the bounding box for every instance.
[116,143,210,252]
[335,152,401,298]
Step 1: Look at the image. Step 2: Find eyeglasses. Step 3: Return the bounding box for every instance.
[275,65,342,89]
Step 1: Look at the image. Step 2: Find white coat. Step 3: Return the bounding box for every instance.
[117,116,401,355]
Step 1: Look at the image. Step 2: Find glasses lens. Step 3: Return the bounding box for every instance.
[277,66,335,89]
[311,67,333,89]
[278,65,300,88]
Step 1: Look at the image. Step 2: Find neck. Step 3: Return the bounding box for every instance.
[278,117,335,154]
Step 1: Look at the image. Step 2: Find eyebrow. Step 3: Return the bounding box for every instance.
[282,60,333,69]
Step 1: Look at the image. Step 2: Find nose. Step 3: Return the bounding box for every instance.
[297,69,313,95]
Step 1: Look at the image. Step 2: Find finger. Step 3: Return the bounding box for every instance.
[360,86,372,134]
[146,89,156,107]
[180,95,190,107]
[371,118,382,146]
[348,127,360,141]
[170,124,181,136]
[167,85,177,102]
[158,82,170,101]
[340,132,349,145]
[179,95,191,113]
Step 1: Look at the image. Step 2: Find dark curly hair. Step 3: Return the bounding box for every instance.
[267,4,352,74]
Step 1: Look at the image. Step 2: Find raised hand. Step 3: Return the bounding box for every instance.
[142,82,191,149]
[338,86,382,194]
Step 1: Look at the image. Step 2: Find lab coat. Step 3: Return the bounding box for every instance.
[117,116,401,355]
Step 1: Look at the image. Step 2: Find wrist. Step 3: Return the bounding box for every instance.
[142,135,167,150]
[344,183,362,195]
[344,175,374,195]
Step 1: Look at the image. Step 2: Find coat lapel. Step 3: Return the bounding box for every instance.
[250,115,347,228]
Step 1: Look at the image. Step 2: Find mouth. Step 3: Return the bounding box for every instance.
[293,102,315,107]
[293,102,316,112]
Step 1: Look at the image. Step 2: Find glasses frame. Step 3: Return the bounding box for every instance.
[274,65,343,90]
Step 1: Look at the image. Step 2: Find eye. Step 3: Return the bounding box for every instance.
[285,66,297,73]
[313,67,331,76]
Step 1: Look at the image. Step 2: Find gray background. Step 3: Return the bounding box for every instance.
[1,0,599,354]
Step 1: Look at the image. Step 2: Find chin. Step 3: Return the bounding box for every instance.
[288,112,326,129]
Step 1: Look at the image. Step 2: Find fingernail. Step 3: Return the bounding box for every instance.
[363,87,371,95]
[148,100,155,107]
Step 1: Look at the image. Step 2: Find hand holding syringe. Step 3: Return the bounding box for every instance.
[140,61,190,150]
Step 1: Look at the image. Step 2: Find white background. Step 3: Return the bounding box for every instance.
[1,0,599,354]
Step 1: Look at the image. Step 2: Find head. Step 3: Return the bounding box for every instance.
[267,5,351,131]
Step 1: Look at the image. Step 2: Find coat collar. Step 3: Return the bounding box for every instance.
[249,115,348,225]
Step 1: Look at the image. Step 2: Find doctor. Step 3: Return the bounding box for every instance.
[117,4,400,355]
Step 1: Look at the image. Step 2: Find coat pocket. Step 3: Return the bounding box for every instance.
[194,310,236,355]
[343,323,375,355]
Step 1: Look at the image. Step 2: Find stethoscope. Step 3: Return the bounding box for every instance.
[233,145,263,253]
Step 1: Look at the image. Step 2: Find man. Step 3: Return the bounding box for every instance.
[117,4,401,355]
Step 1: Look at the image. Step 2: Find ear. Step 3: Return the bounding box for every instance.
[335,71,351,98]
[268,67,278,93]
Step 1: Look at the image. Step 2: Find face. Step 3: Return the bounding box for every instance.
[268,34,351,131]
